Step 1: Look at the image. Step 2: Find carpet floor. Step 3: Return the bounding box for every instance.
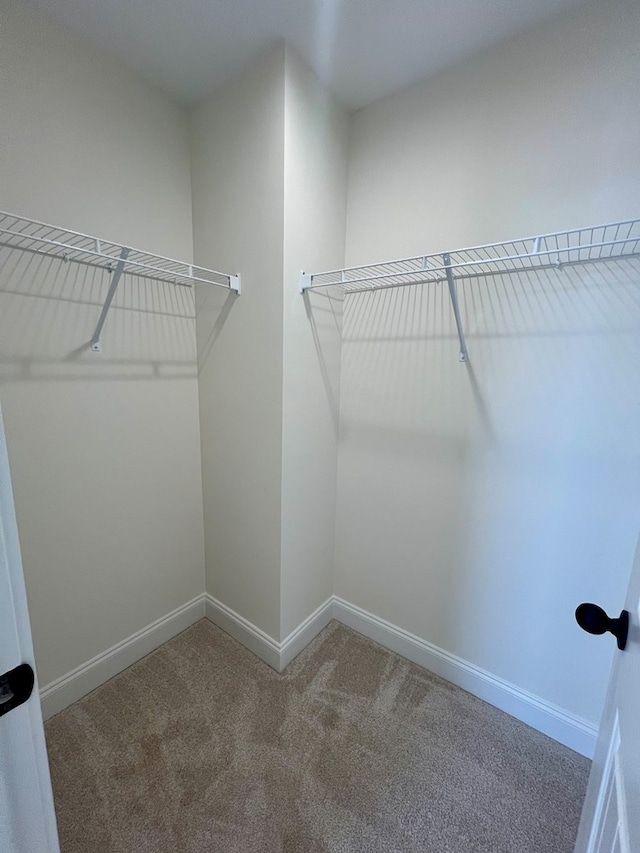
[45,619,589,852]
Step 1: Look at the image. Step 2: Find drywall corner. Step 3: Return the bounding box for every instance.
[280,45,349,641]
[190,44,286,641]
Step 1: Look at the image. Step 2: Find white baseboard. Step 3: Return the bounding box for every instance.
[333,597,597,758]
[280,598,334,670]
[204,594,281,670]
[39,594,206,720]
[204,593,333,672]
[39,590,597,758]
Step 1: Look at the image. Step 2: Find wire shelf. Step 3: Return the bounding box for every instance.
[0,210,239,291]
[300,218,640,295]
[0,209,240,352]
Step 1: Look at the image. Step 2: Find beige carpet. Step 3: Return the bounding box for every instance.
[45,619,589,852]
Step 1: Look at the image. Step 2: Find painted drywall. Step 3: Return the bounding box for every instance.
[190,46,286,641]
[192,45,348,643]
[345,0,640,259]
[0,1,205,687]
[280,47,348,640]
[0,1,193,256]
[337,0,640,728]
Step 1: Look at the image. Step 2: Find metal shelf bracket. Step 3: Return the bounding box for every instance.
[300,272,312,294]
[443,253,468,362]
[91,247,130,352]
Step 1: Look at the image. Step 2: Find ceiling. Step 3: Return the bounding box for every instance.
[30,0,588,111]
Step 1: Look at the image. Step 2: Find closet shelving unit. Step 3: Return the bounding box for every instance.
[0,211,240,352]
[300,218,640,362]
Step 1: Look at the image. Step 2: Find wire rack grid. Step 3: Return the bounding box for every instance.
[0,211,239,291]
[301,219,640,295]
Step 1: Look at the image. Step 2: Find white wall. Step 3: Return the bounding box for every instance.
[191,46,286,640]
[192,45,348,643]
[0,1,205,687]
[0,1,193,256]
[337,0,640,728]
[346,0,640,260]
[280,47,348,639]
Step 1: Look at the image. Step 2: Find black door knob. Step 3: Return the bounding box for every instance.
[575,603,629,651]
[0,663,34,719]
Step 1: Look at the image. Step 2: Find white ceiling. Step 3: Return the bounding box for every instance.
[30,0,587,110]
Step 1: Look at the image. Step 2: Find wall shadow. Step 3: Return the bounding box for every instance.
[303,286,343,432]
[0,247,235,383]
[195,285,238,373]
[334,256,640,719]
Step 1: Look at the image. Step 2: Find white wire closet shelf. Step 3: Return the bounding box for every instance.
[0,210,240,351]
[300,218,640,362]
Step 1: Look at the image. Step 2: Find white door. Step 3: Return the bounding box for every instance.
[0,405,60,852]
[574,531,640,852]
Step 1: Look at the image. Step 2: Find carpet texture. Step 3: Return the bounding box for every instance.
[45,620,589,852]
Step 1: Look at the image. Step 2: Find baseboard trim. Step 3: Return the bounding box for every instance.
[204,594,333,672]
[39,590,597,757]
[39,594,206,720]
[333,597,597,758]
[204,594,281,670]
[280,597,334,670]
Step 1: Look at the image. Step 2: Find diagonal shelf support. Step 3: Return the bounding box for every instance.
[91,246,130,352]
[443,253,468,362]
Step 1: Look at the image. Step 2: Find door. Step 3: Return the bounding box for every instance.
[0,405,60,852]
[574,531,640,852]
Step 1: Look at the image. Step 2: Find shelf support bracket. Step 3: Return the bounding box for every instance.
[299,272,312,294]
[91,246,130,352]
[443,253,468,362]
